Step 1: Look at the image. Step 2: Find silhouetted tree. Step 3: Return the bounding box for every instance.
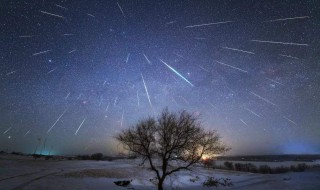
[116,108,229,190]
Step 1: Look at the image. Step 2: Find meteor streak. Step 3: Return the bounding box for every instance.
[279,54,299,59]
[250,92,277,106]
[222,47,255,54]
[283,116,298,126]
[141,73,153,108]
[114,96,118,106]
[185,21,233,28]
[3,127,12,134]
[105,102,110,112]
[19,35,33,38]
[47,108,68,133]
[244,107,262,118]
[40,11,64,18]
[87,13,95,18]
[120,111,124,127]
[6,71,16,76]
[75,118,86,135]
[166,20,177,25]
[266,77,284,86]
[264,16,309,22]
[159,59,194,87]
[47,67,57,74]
[68,49,77,54]
[55,4,67,10]
[125,53,130,63]
[215,60,248,73]
[24,129,31,136]
[117,2,126,18]
[251,40,308,46]
[137,90,140,106]
[65,92,71,99]
[143,54,151,64]
[32,50,51,56]
[240,119,248,126]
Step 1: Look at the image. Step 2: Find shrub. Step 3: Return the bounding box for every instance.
[259,164,272,174]
[189,176,200,183]
[295,163,308,172]
[244,163,258,173]
[234,163,242,171]
[274,166,290,173]
[77,155,90,160]
[91,153,103,160]
[203,177,219,187]
[224,161,234,170]
[203,177,233,187]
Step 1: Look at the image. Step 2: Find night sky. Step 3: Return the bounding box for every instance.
[1,0,319,155]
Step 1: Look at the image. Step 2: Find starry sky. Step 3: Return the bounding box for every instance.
[1,0,319,156]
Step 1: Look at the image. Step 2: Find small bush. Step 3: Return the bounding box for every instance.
[77,155,90,160]
[203,177,219,187]
[203,177,233,187]
[224,161,234,170]
[274,166,290,173]
[234,163,242,171]
[295,163,308,172]
[91,153,103,160]
[259,164,272,174]
[11,151,24,155]
[45,156,53,160]
[189,176,200,183]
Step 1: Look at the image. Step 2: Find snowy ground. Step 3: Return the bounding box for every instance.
[1,154,320,190]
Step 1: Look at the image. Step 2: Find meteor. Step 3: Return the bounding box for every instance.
[47,67,57,74]
[75,118,86,135]
[185,21,233,28]
[19,35,33,38]
[240,119,248,126]
[251,40,308,46]
[32,50,51,56]
[3,127,12,134]
[117,2,126,18]
[141,73,153,108]
[125,53,130,63]
[244,107,262,118]
[250,92,277,107]
[159,59,194,87]
[265,77,284,86]
[137,90,140,106]
[215,60,248,73]
[55,4,67,10]
[120,111,124,127]
[283,116,298,126]
[24,129,31,136]
[143,54,151,64]
[68,49,77,54]
[40,11,64,19]
[264,16,309,22]
[47,108,68,133]
[279,54,299,60]
[87,13,95,18]
[222,47,255,54]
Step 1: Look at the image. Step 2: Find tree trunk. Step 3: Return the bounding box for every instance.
[158,178,164,190]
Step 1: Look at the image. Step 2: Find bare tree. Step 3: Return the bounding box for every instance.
[116,109,230,190]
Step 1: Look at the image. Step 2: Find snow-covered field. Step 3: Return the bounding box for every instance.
[214,160,320,168]
[1,154,320,190]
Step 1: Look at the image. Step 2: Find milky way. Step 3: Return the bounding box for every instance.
[1,0,319,155]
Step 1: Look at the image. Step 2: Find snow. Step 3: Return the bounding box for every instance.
[1,154,319,190]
